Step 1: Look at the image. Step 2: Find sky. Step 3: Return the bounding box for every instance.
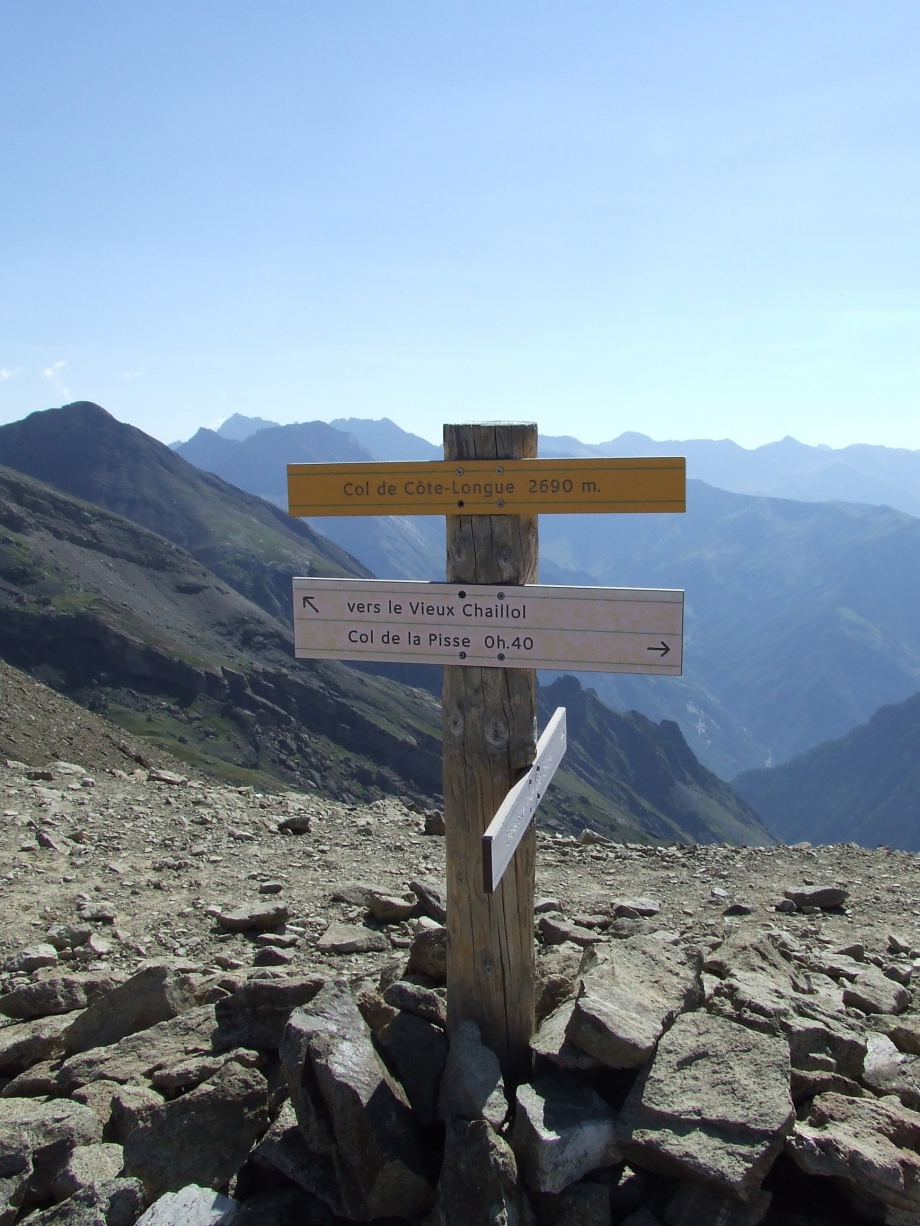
[1,2,919,450]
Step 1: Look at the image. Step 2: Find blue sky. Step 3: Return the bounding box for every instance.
[1,2,919,448]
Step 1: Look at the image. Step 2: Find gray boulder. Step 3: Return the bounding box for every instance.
[0,1013,72,1075]
[782,885,847,909]
[366,891,415,923]
[122,1063,269,1198]
[135,1184,240,1225]
[407,919,447,984]
[511,1076,620,1194]
[707,971,794,1036]
[619,1012,794,1200]
[565,977,662,1069]
[843,965,909,1015]
[375,1010,448,1125]
[3,944,59,973]
[314,924,388,954]
[860,1033,920,1110]
[409,879,447,923]
[566,937,701,1069]
[0,973,125,1020]
[214,903,289,932]
[787,1091,920,1223]
[213,977,326,1052]
[249,1103,348,1219]
[427,1118,534,1226]
[51,1144,125,1202]
[531,1000,601,1072]
[57,1006,218,1092]
[280,978,434,1221]
[437,1020,508,1129]
[64,966,198,1055]
[534,943,593,1026]
[25,1178,145,1226]
[382,979,447,1026]
[0,1096,102,1217]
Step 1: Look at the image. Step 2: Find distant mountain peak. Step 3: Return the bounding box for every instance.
[215,413,281,441]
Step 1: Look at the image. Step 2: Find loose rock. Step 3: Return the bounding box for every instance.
[122,1062,269,1198]
[280,978,434,1220]
[437,1020,508,1129]
[619,1012,794,1200]
[63,965,198,1055]
[511,1075,620,1194]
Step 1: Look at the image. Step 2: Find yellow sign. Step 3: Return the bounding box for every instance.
[287,457,685,517]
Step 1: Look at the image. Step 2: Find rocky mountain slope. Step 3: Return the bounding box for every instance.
[0,462,443,804]
[734,690,920,852]
[2,743,920,1225]
[539,677,772,847]
[0,403,370,627]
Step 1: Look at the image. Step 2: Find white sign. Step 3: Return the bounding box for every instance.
[482,707,567,893]
[292,578,683,674]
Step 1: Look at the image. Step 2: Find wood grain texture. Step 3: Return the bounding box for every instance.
[442,422,538,1079]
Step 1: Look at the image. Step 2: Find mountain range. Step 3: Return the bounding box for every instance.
[210,412,920,518]
[0,402,769,845]
[173,414,920,779]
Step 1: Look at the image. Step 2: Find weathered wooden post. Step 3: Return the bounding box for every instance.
[286,435,686,1079]
[442,422,538,1079]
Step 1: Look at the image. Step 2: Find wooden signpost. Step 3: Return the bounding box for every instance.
[287,423,685,1077]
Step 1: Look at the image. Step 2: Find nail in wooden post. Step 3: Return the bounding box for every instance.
[442,422,538,1080]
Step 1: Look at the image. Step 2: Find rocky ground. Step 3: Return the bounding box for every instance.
[3,746,920,1224]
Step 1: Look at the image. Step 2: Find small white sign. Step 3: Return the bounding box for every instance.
[292,578,683,674]
[481,707,567,893]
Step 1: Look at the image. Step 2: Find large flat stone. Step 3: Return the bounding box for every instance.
[842,966,909,1015]
[0,1013,72,1076]
[511,1075,620,1194]
[122,1062,269,1198]
[0,1096,102,1213]
[619,1012,793,1200]
[783,885,847,909]
[531,1000,602,1072]
[787,1091,920,1223]
[57,1006,218,1092]
[566,937,701,1069]
[212,976,326,1052]
[314,923,387,954]
[280,978,434,1221]
[214,903,289,932]
[0,973,125,1021]
[63,965,198,1055]
[135,1184,241,1225]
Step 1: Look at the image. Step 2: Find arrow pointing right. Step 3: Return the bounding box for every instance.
[647,641,670,657]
